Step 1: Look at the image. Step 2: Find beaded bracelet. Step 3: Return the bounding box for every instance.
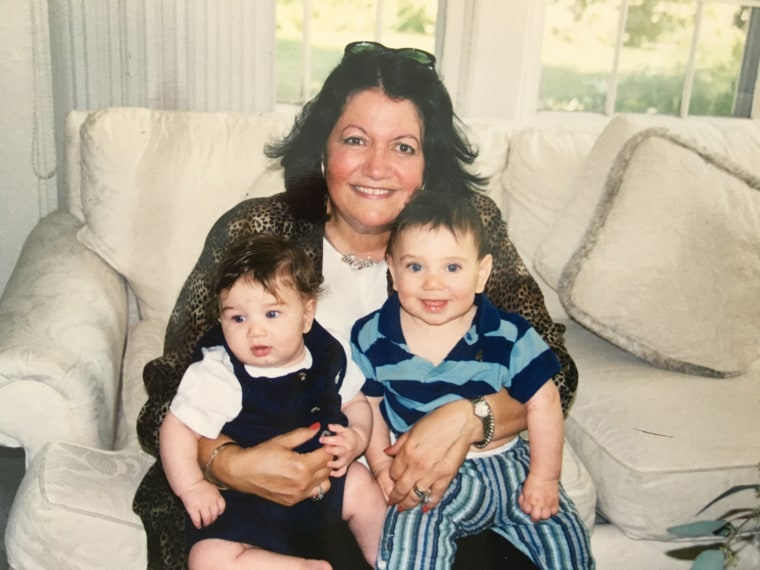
[203,441,240,490]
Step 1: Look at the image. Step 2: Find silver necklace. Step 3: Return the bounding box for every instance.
[341,253,379,270]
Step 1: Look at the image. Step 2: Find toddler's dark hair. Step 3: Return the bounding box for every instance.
[212,233,323,310]
[387,190,490,259]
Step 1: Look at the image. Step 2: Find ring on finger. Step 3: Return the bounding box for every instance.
[311,483,325,501]
[413,484,432,504]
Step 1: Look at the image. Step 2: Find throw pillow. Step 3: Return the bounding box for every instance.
[558,128,760,377]
[533,114,760,291]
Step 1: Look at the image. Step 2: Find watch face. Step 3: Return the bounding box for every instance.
[474,399,488,418]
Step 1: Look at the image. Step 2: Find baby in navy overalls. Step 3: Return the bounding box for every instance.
[160,233,385,569]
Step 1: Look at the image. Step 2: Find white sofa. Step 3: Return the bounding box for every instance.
[2,107,759,569]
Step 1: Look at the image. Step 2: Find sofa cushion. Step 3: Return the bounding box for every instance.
[564,323,760,540]
[64,111,90,222]
[462,119,513,196]
[76,108,291,322]
[500,126,603,320]
[559,129,760,376]
[533,114,760,291]
[5,441,152,569]
[115,318,167,449]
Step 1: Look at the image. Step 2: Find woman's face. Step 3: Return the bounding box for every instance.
[324,88,425,235]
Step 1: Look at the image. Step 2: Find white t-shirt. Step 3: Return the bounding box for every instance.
[316,237,389,342]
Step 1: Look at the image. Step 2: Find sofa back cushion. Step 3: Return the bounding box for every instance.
[76,108,292,322]
[64,111,90,222]
[498,116,607,319]
[561,128,760,376]
[534,114,760,290]
[534,114,760,376]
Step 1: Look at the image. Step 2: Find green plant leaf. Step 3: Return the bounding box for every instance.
[691,548,725,570]
[668,520,728,537]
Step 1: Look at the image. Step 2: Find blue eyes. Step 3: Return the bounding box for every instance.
[265,310,279,319]
[406,263,461,273]
[232,315,245,324]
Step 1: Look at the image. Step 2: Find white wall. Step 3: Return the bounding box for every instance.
[0,0,56,295]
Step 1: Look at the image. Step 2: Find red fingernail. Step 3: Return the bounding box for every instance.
[397,506,405,513]
[309,422,320,430]
[422,505,431,513]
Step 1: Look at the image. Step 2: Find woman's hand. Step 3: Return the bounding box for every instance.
[199,425,332,506]
[384,398,475,512]
[370,459,395,503]
[385,390,528,512]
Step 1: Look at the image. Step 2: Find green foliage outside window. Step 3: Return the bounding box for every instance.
[540,0,750,116]
[274,1,751,117]
[275,0,436,104]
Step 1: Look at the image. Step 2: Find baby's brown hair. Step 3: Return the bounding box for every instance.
[212,233,323,313]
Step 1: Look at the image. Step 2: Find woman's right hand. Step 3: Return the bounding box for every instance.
[199,425,333,506]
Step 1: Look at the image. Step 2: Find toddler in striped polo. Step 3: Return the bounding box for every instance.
[351,190,594,570]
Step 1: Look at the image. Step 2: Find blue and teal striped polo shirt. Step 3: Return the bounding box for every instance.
[350,293,560,436]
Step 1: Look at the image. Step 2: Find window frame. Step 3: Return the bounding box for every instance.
[280,1,760,119]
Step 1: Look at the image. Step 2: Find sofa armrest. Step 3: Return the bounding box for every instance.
[0,211,128,459]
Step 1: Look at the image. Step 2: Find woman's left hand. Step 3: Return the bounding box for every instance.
[384,398,476,512]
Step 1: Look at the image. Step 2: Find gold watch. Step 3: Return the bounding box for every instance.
[471,396,495,449]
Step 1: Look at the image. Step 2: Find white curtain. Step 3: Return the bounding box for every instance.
[45,0,276,206]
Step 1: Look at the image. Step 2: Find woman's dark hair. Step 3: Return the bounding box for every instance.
[212,233,323,313]
[387,190,490,259]
[265,47,487,221]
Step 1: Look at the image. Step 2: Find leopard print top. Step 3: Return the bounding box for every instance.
[133,192,578,569]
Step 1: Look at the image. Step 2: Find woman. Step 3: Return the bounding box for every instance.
[135,41,578,569]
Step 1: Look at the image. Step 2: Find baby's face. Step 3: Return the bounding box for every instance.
[218,277,315,369]
[387,224,492,328]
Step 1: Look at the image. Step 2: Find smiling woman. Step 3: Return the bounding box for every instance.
[134,40,579,569]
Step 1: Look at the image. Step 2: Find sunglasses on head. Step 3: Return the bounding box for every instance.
[343,41,436,70]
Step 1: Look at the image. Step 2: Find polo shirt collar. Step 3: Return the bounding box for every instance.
[378,292,501,346]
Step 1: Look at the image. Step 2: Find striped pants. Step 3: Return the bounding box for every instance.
[375,438,594,570]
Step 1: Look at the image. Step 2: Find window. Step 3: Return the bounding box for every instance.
[540,0,760,117]
[275,0,438,105]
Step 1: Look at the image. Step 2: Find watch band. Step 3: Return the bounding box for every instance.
[471,396,495,449]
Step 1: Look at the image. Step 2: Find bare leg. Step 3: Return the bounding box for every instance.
[189,538,332,570]
[342,462,387,566]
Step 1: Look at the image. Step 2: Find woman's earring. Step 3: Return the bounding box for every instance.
[320,160,325,178]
